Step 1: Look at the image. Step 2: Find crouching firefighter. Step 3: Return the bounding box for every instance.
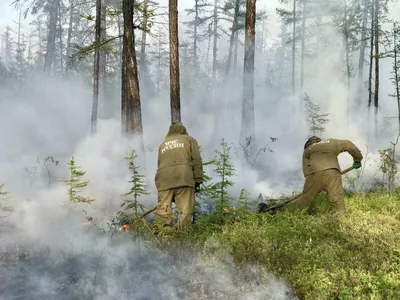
[287,136,363,217]
[154,121,203,231]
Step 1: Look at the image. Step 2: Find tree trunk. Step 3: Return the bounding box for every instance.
[194,0,199,77]
[121,0,143,140]
[28,29,33,59]
[65,0,74,73]
[300,2,306,94]
[118,14,122,67]
[356,0,369,106]
[17,9,22,67]
[3,27,12,67]
[225,0,240,77]
[367,0,374,109]
[91,0,102,135]
[58,4,64,74]
[292,0,296,97]
[139,0,148,80]
[233,30,239,75]
[212,0,218,86]
[206,24,212,77]
[157,37,162,94]
[393,24,400,134]
[169,0,181,122]
[343,0,351,123]
[260,16,265,53]
[99,0,107,118]
[374,0,379,138]
[44,0,60,74]
[240,0,256,148]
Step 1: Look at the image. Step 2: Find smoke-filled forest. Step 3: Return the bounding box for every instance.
[1,0,400,299]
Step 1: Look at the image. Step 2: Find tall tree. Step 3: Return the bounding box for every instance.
[43,0,61,74]
[356,0,369,106]
[277,0,299,117]
[240,0,256,150]
[389,22,400,133]
[224,0,241,77]
[184,0,211,77]
[212,0,218,87]
[367,0,374,111]
[91,0,107,135]
[300,1,306,93]
[291,0,297,97]
[1,27,13,68]
[65,0,75,74]
[139,0,150,77]
[223,0,265,77]
[121,0,144,152]
[138,0,157,94]
[373,0,379,138]
[99,0,107,117]
[15,7,25,78]
[169,0,181,122]
[150,26,169,95]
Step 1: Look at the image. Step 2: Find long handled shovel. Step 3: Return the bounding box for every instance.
[262,166,355,212]
[140,205,158,218]
[117,205,158,231]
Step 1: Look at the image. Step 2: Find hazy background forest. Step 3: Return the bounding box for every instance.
[1,0,400,199]
[1,0,400,299]
[0,0,400,229]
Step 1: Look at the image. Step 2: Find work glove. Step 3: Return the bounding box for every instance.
[195,182,201,193]
[352,162,362,169]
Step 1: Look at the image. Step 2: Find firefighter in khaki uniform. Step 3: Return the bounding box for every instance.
[154,121,203,230]
[289,136,363,216]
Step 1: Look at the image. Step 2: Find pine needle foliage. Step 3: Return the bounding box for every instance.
[58,156,94,204]
[120,149,149,217]
[378,148,398,193]
[204,139,236,214]
[191,140,237,231]
[304,93,329,136]
[0,183,13,217]
[238,188,251,213]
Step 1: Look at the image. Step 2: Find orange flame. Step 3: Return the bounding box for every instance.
[119,224,130,232]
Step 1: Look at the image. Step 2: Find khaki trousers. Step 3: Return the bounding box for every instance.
[154,187,195,231]
[289,169,346,216]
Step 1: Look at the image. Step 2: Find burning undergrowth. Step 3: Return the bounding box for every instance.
[0,218,295,300]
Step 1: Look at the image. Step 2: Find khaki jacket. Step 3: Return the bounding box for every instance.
[155,122,203,191]
[302,139,363,177]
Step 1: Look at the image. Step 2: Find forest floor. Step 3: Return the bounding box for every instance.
[174,191,400,300]
[0,192,399,300]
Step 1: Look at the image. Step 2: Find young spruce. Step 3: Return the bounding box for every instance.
[121,149,149,217]
[204,139,236,214]
[58,156,94,204]
[0,183,13,217]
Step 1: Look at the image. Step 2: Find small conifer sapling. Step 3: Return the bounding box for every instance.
[58,156,94,204]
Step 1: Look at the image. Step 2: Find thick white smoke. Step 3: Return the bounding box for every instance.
[1,1,400,299]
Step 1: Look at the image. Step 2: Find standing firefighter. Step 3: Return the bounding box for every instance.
[289,136,363,216]
[154,121,203,231]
